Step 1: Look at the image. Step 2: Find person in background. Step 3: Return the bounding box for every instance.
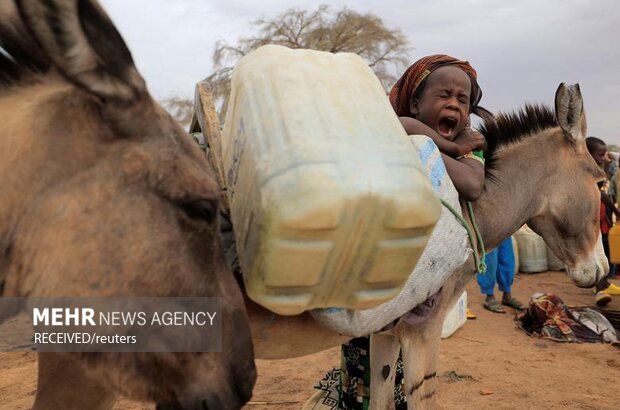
[607,153,618,205]
[585,137,620,306]
[606,151,618,181]
[615,154,620,205]
[477,237,524,313]
[604,152,616,237]
[606,153,619,277]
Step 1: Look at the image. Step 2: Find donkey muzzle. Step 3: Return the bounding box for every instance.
[566,262,606,288]
[155,355,256,410]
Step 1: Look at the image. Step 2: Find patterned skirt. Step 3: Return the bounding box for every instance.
[307,337,407,409]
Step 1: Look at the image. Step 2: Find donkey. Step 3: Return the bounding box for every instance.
[0,1,255,409]
[379,83,607,409]
[248,83,607,408]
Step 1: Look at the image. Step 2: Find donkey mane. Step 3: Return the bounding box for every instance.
[0,17,50,88]
[479,104,558,178]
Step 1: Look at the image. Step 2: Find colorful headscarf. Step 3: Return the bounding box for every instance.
[389,54,482,117]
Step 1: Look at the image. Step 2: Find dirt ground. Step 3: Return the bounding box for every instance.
[1,271,618,410]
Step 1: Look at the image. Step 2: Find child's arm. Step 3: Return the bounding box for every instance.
[399,117,461,157]
[442,155,485,201]
[398,117,485,201]
[399,117,482,157]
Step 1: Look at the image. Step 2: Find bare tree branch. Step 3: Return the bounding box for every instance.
[161,96,194,129]
[205,4,411,121]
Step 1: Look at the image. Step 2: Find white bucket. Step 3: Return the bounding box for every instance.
[511,235,519,274]
[514,225,548,273]
[546,245,565,271]
[441,291,467,339]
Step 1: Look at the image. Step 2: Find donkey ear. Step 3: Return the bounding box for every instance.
[554,83,586,141]
[16,0,146,102]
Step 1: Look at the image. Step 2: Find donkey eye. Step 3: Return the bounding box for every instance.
[178,199,218,223]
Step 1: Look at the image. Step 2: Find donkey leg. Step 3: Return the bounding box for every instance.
[34,353,116,410]
[396,271,472,408]
[395,323,437,409]
[369,332,401,410]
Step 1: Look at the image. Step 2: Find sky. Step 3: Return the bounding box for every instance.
[100,0,620,144]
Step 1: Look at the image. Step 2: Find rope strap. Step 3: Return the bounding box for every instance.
[439,199,487,274]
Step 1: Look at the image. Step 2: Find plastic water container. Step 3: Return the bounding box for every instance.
[514,226,548,273]
[511,235,519,274]
[546,245,565,271]
[609,225,620,264]
[441,291,467,339]
[222,45,442,315]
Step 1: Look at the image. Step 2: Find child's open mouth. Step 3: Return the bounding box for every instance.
[437,116,458,138]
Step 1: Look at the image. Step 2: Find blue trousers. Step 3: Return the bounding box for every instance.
[477,237,515,295]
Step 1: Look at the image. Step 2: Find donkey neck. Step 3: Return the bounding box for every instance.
[472,131,557,250]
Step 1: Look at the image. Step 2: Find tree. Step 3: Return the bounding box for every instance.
[206,4,411,120]
[161,96,194,130]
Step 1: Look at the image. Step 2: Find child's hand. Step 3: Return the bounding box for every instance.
[454,124,485,157]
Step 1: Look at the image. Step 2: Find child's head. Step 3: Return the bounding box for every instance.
[586,136,608,167]
[390,54,482,141]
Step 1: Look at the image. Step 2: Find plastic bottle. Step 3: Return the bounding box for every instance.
[222,45,442,315]
[608,225,620,264]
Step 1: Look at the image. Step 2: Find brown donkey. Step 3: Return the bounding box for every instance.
[0,0,255,409]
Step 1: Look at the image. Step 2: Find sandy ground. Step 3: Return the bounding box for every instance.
[1,271,618,409]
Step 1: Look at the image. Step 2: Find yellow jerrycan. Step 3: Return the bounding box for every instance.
[222,45,441,315]
[608,224,620,264]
